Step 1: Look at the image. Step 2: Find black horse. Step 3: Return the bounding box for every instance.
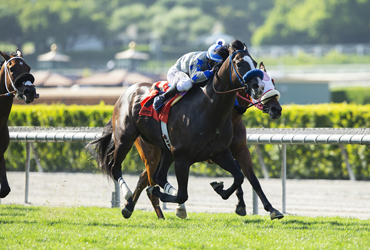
[0,50,38,198]
[120,61,283,220]
[89,40,266,215]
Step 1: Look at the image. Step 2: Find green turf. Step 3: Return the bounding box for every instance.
[1,204,369,249]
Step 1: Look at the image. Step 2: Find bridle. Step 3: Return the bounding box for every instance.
[237,92,278,110]
[0,56,35,98]
[212,50,252,94]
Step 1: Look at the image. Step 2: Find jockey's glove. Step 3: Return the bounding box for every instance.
[234,105,247,115]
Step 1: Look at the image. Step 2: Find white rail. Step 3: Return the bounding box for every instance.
[4,127,370,215]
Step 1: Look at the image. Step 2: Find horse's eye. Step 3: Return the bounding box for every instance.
[10,67,14,73]
[236,62,242,67]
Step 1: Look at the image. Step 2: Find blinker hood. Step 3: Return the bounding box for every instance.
[242,69,264,83]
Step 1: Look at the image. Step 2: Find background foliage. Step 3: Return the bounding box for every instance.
[1,0,369,53]
[6,103,370,180]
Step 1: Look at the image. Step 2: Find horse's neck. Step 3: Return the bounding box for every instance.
[0,97,13,129]
[200,77,237,122]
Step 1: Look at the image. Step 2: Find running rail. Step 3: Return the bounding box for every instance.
[8,127,370,144]
[5,127,370,214]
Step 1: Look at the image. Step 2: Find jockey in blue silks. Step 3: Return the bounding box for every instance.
[153,39,226,111]
[153,39,248,114]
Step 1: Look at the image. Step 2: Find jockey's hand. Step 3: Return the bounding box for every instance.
[234,105,247,115]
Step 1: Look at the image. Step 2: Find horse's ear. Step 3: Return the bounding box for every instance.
[0,51,10,61]
[259,62,266,72]
[230,40,244,50]
[16,49,23,58]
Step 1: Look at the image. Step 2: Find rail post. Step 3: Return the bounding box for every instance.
[25,142,31,204]
[252,190,258,215]
[281,144,287,214]
[111,180,121,208]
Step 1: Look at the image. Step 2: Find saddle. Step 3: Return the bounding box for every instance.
[139,81,185,123]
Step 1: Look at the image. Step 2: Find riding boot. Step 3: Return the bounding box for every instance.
[153,84,180,111]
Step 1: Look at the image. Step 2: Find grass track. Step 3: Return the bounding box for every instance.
[1,204,370,249]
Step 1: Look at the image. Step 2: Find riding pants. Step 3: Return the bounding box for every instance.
[167,66,193,92]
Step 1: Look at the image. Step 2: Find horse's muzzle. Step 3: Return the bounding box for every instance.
[21,86,39,104]
[14,73,39,103]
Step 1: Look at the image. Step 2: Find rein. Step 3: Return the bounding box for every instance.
[237,92,278,110]
[0,90,17,97]
[212,50,249,94]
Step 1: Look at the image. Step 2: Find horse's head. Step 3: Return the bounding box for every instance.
[0,49,38,104]
[258,62,282,119]
[227,40,265,100]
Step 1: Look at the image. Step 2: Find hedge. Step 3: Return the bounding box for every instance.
[5,103,370,180]
[331,87,370,105]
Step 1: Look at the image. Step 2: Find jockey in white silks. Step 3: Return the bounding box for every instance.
[153,39,227,111]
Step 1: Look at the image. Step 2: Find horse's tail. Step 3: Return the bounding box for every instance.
[86,118,115,175]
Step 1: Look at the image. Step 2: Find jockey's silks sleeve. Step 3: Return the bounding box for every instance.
[173,51,213,84]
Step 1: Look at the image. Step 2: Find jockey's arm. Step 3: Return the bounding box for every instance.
[188,55,213,84]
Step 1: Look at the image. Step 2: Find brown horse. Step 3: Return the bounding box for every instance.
[0,50,38,198]
[88,40,266,217]
[123,62,284,220]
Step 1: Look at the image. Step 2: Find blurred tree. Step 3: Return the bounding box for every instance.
[252,0,370,45]
[7,0,109,53]
[0,5,23,47]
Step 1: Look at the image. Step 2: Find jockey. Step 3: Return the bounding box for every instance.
[153,39,228,111]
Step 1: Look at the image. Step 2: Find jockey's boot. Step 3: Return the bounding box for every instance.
[153,84,179,112]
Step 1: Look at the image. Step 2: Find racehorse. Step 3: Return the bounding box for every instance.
[0,50,38,198]
[88,39,266,217]
[122,61,283,220]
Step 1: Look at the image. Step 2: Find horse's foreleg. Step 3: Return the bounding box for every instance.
[235,145,284,220]
[0,154,11,198]
[152,150,174,188]
[148,158,190,205]
[234,160,246,216]
[210,149,244,200]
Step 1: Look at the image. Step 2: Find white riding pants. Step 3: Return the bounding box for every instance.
[167,66,193,92]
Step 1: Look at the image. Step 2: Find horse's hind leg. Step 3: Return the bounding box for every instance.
[109,135,138,218]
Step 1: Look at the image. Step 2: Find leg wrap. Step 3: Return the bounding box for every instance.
[118,177,133,201]
[164,182,177,196]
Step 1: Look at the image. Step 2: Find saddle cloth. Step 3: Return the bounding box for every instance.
[139,81,185,123]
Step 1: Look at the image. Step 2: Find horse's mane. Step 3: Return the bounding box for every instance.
[212,45,230,79]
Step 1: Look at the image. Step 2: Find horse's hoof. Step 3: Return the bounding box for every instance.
[235,205,247,216]
[121,207,133,219]
[270,209,284,220]
[176,207,187,219]
[0,187,11,198]
[210,181,224,192]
